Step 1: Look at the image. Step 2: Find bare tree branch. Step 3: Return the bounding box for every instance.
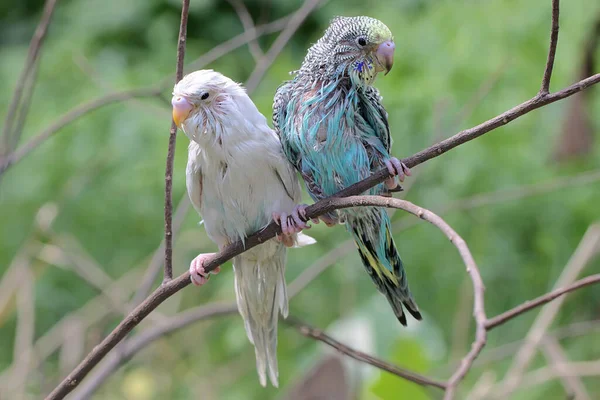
[285,317,447,390]
[1,0,58,152]
[540,0,560,94]
[163,0,190,282]
[403,72,600,170]
[485,274,600,330]
[70,246,358,398]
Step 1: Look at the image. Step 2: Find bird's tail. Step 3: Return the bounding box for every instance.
[233,246,288,387]
[346,207,422,326]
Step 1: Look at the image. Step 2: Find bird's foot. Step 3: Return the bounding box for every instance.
[384,157,411,189]
[273,206,316,247]
[189,253,221,286]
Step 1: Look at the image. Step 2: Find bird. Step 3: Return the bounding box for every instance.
[172,69,315,387]
[273,16,422,326]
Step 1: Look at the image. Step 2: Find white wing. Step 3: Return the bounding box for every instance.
[186,142,203,215]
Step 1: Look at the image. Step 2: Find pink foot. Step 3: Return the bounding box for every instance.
[189,253,220,286]
[384,157,411,189]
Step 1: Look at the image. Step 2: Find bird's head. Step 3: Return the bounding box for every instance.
[303,16,395,85]
[172,69,248,143]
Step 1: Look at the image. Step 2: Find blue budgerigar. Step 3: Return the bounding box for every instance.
[273,16,421,325]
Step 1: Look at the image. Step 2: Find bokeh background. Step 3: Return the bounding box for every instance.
[1,0,600,399]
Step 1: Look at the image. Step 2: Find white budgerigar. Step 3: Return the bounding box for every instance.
[172,69,315,387]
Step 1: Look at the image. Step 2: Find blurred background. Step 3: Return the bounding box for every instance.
[1,0,600,399]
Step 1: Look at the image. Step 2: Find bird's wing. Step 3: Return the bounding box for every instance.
[186,143,203,214]
[273,80,329,203]
[357,86,392,154]
[273,81,302,170]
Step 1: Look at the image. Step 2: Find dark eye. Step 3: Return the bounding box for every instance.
[357,37,367,46]
[201,92,209,100]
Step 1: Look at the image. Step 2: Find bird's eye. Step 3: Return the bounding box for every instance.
[357,37,367,47]
[201,92,209,100]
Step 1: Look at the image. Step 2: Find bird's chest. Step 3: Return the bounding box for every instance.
[198,150,272,244]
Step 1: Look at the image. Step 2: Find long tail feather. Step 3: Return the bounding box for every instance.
[233,246,288,387]
[347,208,421,325]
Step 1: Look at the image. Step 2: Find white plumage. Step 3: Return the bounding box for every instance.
[172,69,314,387]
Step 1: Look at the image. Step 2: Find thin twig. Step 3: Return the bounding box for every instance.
[1,0,58,152]
[540,0,560,95]
[226,0,264,61]
[245,0,323,93]
[163,0,190,282]
[285,317,447,390]
[403,72,600,170]
[485,274,600,330]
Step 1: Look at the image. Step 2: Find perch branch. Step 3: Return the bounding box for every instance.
[540,0,560,94]
[163,0,190,282]
[485,274,600,330]
[286,317,448,390]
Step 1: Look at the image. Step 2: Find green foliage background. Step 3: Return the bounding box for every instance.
[1,0,599,399]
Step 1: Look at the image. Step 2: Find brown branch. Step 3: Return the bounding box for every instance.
[485,274,600,330]
[1,0,58,152]
[403,72,600,170]
[285,317,447,390]
[163,0,190,282]
[70,247,359,398]
[540,0,560,95]
[46,194,480,398]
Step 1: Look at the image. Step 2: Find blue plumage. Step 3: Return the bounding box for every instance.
[273,16,421,325]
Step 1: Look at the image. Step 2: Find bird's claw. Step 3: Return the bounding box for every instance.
[273,206,315,247]
[384,157,411,189]
[189,253,220,286]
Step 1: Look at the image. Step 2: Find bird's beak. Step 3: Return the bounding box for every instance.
[172,95,193,128]
[375,40,395,75]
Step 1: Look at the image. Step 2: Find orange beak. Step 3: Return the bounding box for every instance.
[375,40,395,75]
[172,95,193,128]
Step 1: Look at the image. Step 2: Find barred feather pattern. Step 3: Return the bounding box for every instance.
[273,16,421,325]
